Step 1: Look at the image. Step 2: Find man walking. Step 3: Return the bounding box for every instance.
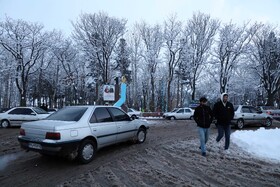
[213,93,234,151]
[194,97,213,156]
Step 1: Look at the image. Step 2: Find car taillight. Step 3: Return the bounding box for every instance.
[20,128,25,136]
[267,111,271,115]
[45,132,61,140]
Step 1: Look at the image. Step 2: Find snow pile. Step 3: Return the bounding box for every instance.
[232,127,280,163]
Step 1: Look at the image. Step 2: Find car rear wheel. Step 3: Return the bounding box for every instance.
[170,116,176,120]
[77,139,96,164]
[264,118,272,127]
[190,116,194,120]
[1,120,10,128]
[236,119,244,129]
[136,127,146,143]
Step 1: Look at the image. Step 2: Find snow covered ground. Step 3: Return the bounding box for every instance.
[232,127,280,163]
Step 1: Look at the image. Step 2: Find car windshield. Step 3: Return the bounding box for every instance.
[128,108,135,112]
[171,108,178,112]
[234,105,239,111]
[33,107,49,114]
[46,107,88,121]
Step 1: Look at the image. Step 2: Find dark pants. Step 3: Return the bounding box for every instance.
[216,124,231,150]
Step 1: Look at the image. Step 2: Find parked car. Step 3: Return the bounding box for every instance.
[127,108,141,120]
[164,107,194,120]
[256,106,280,120]
[47,108,58,114]
[18,105,149,164]
[162,108,178,118]
[0,107,50,128]
[231,105,273,129]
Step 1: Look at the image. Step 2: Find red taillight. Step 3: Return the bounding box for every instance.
[45,132,61,140]
[20,128,25,136]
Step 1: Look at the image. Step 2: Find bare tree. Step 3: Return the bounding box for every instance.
[0,17,51,106]
[250,25,280,106]
[213,22,259,93]
[51,34,80,106]
[137,22,163,111]
[72,12,126,103]
[127,28,143,109]
[0,49,15,108]
[163,14,184,111]
[184,12,220,100]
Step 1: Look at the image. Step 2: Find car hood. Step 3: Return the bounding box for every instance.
[164,112,177,116]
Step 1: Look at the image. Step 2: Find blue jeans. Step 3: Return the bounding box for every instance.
[216,124,231,150]
[198,127,209,153]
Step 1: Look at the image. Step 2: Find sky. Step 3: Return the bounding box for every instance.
[0,0,280,36]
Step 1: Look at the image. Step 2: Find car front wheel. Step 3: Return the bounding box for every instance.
[264,118,272,127]
[236,119,244,129]
[136,127,147,143]
[131,115,137,120]
[1,120,10,128]
[170,116,176,120]
[77,139,96,164]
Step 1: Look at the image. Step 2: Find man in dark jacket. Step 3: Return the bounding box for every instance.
[194,97,213,156]
[213,93,234,151]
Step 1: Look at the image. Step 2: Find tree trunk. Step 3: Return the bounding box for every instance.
[266,92,274,106]
[176,78,180,107]
[20,92,27,106]
[150,77,155,112]
[167,79,172,111]
[191,80,196,101]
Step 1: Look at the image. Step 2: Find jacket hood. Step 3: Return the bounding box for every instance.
[221,93,228,102]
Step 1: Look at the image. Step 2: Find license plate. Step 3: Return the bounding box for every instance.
[29,143,42,150]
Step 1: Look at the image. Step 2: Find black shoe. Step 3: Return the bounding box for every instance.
[199,146,201,149]
[202,152,206,156]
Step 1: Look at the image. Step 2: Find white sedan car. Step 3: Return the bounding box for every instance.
[231,105,273,129]
[0,107,50,128]
[18,105,149,164]
[164,107,194,120]
[127,108,141,119]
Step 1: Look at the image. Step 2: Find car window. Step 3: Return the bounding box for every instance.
[177,109,184,113]
[46,107,88,121]
[91,107,113,123]
[250,107,258,113]
[185,109,191,113]
[8,108,33,115]
[242,107,251,113]
[108,107,130,121]
[33,107,49,114]
[128,108,133,112]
